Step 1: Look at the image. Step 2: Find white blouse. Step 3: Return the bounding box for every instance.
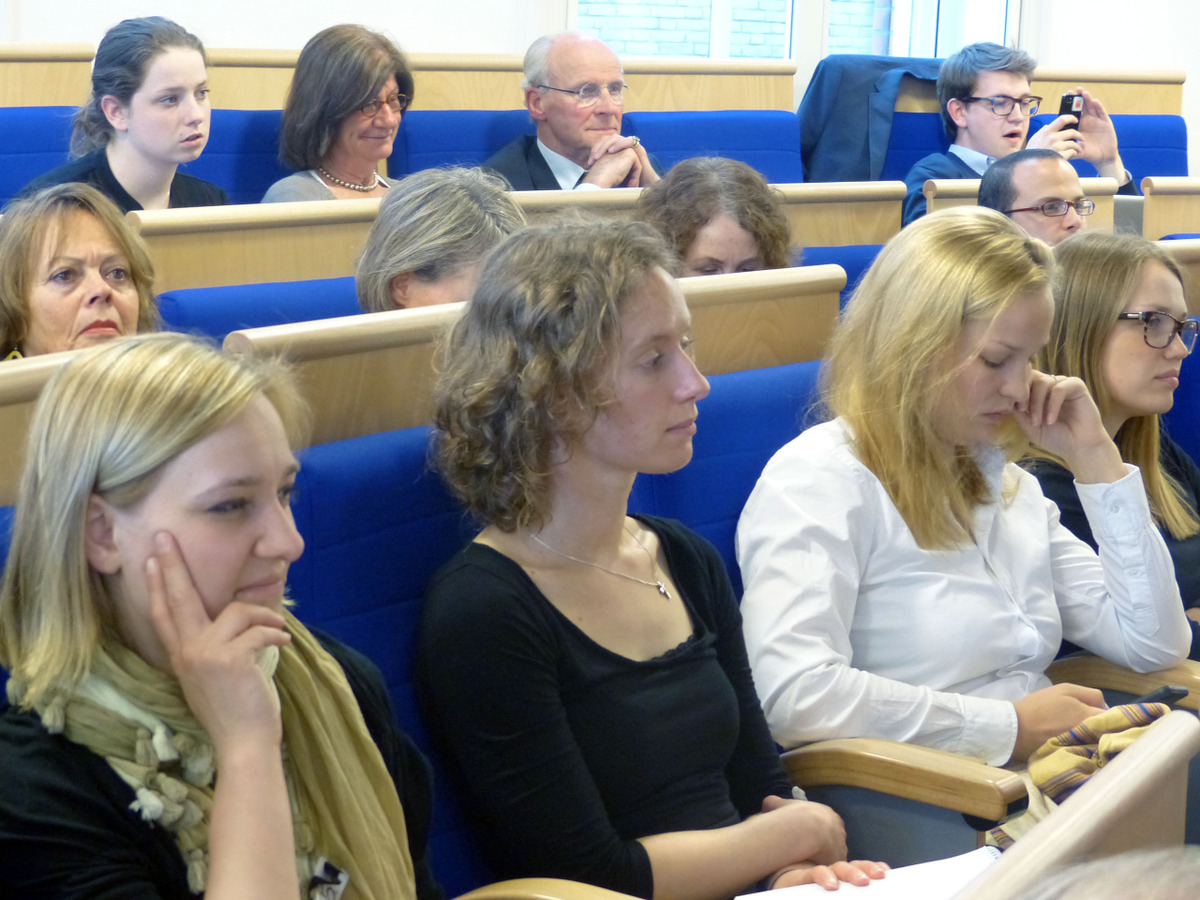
[736,419,1190,765]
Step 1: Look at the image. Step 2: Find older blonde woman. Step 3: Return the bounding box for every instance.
[355,167,525,311]
[0,334,439,898]
[0,183,157,359]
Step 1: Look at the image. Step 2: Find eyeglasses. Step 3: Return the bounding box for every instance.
[1116,311,1198,353]
[1003,198,1096,218]
[358,91,410,118]
[964,94,1042,116]
[537,81,627,107]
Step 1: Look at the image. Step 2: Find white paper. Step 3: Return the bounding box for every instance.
[735,846,1002,900]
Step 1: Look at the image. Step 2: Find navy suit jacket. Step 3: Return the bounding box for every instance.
[483,135,560,191]
[902,151,980,226]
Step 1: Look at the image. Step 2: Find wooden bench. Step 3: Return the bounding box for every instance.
[0,43,93,106]
[133,184,903,292]
[221,265,844,445]
[1142,176,1200,240]
[1160,237,1200,316]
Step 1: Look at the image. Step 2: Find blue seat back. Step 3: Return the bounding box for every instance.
[1164,350,1200,462]
[0,106,75,206]
[389,109,532,178]
[1030,113,1188,181]
[880,112,948,182]
[800,245,883,306]
[177,108,291,204]
[630,361,822,592]
[157,277,362,344]
[622,110,804,183]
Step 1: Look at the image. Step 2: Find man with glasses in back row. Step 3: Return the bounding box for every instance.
[979,148,1095,247]
[902,42,1136,226]
[484,33,663,191]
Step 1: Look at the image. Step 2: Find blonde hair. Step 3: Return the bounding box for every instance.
[355,167,526,312]
[825,206,1054,549]
[0,183,158,358]
[433,217,675,532]
[1042,231,1198,539]
[0,334,305,708]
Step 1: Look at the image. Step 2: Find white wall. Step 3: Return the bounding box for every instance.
[1024,0,1200,174]
[0,0,567,54]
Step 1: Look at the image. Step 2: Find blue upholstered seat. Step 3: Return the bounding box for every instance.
[0,106,75,206]
[157,277,362,344]
[177,108,291,205]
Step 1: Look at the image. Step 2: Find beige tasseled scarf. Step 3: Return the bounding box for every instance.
[9,611,415,900]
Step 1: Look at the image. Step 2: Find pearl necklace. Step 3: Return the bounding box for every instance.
[529,524,672,599]
[318,166,385,192]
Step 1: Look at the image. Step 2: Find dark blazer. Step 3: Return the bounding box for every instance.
[483,135,560,191]
[902,151,980,226]
[483,134,665,191]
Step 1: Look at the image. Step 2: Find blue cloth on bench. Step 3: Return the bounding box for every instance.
[157,277,361,344]
[0,106,75,207]
[176,108,291,204]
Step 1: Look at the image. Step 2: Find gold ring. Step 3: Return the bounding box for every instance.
[631,136,640,147]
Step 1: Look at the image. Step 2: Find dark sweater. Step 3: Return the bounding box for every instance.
[418,515,790,899]
[20,149,228,214]
[1024,434,1200,658]
[0,631,441,900]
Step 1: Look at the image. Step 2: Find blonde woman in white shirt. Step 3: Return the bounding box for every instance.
[736,206,1190,771]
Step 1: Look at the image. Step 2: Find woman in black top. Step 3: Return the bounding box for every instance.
[418,218,885,899]
[22,17,228,213]
[1024,231,1200,654]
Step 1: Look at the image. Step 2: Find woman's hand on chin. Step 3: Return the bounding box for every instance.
[1013,372,1126,483]
[146,530,291,755]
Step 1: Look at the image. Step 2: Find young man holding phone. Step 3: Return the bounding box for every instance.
[902,42,1136,226]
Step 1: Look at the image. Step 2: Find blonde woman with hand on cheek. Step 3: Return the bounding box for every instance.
[0,334,439,900]
[737,207,1189,777]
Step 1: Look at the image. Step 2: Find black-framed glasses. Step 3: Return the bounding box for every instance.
[1116,311,1198,353]
[964,94,1042,116]
[358,91,410,118]
[1004,198,1096,218]
[537,81,627,107]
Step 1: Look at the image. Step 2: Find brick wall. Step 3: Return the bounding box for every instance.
[827,0,893,55]
[576,0,790,58]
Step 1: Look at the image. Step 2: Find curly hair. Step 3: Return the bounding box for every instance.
[433,217,675,532]
[635,157,792,272]
[0,183,158,358]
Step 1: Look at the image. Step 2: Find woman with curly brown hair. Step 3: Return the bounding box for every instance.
[418,218,884,899]
[635,157,793,277]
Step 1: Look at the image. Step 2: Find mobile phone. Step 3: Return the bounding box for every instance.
[1132,685,1189,707]
[1059,93,1085,120]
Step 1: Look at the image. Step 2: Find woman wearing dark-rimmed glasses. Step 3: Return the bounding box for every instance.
[1023,231,1200,655]
[263,24,412,202]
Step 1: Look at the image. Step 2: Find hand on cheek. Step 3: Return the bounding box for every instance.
[1014,372,1126,483]
[147,531,290,755]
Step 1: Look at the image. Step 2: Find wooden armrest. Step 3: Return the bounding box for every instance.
[781,738,1027,822]
[1047,653,1200,711]
[455,879,639,900]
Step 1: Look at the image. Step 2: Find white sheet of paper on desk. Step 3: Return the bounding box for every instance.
[735,846,1001,900]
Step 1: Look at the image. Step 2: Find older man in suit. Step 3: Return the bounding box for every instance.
[484,33,662,191]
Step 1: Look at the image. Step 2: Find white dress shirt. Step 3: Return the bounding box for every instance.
[537,139,603,191]
[948,143,993,174]
[736,419,1190,766]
